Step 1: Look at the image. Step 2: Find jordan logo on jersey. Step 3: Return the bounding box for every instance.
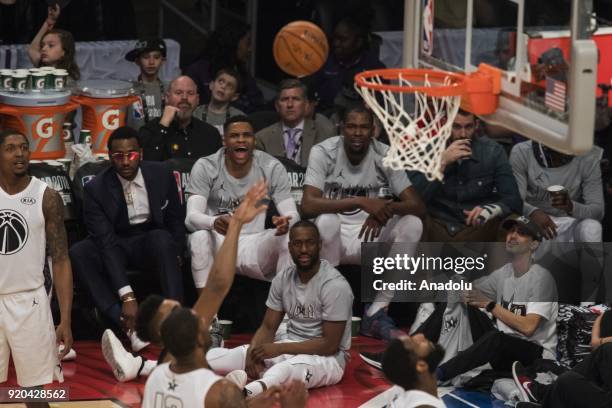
[168,379,178,391]
[0,209,29,255]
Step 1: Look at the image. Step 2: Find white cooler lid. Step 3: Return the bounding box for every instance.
[0,90,72,107]
[75,80,134,98]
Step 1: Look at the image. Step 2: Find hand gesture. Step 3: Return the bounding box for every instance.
[213,215,232,235]
[529,209,557,240]
[360,198,393,224]
[550,190,573,214]
[441,139,472,170]
[46,4,60,28]
[272,215,292,236]
[232,181,269,225]
[463,288,491,309]
[280,380,308,408]
[463,206,483,226]
[160,105,180,127]
[250,343,281,362]
[56,322,73,360]
[359,215,384,242]
[245,347,265,379]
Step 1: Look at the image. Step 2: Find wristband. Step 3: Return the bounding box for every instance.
[122,296,137,303]
[486,301,496,312]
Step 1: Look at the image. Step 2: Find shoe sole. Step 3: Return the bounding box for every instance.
[359,353,382,370]
[102,330,129,382]
[512,361,531,403]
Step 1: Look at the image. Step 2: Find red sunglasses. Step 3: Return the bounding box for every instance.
[111,151,140,161]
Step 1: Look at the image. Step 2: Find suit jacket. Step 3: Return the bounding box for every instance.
[255,118,335,166]
[82,161,185,291]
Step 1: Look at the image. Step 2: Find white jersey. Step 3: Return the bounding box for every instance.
[390,389,447,408]
[142,362,223,408]
[0,177,47,294]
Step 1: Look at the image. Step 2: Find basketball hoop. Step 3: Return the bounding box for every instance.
[355,64,500,181]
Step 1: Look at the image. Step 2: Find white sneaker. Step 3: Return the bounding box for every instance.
[225,369,248,390]
[128,330,150,352]
[59,345,77,361]
[101,329,143,382]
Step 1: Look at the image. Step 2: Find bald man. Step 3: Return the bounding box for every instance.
[139,75,223,161]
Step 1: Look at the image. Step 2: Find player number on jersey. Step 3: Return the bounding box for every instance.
[154,393,183,408]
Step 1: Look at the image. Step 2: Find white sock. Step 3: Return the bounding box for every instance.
[139,359,157,377]
[244,380,265,398]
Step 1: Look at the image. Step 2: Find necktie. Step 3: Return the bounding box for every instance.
[286,128,300,160]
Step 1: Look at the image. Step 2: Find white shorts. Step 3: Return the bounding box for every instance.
[0,285,62,386]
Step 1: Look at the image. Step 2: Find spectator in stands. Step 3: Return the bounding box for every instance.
[433,217,558,383]
[509,141,604,300]
[380,335,447,408]
[304,86,337,138]
[512,309,612,407]
[70,127,185,354]
[27,4,80,81]
[193,68,245,136]
[126,39,168,129]
[185,116,299,293]
[184,23,263,113]
[411,109,523,241]
[310,15,385,113]
[139,75,222,161]
[301,105,425,341]
[255,79,335,166]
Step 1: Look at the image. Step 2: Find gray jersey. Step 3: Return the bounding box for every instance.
[476,263,558,359]
[266,259,354,367]
[186,149,292,234]
[304,136,412,223]
[128,79,166,130]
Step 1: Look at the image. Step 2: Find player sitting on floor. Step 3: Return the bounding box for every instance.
[381,334,447,408]
[205,221,354,398]
[186,116,299,293]
[143,307,308,408]
[301,104,426,341]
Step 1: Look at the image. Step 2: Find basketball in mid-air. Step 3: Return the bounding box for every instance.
[273,21,329,77]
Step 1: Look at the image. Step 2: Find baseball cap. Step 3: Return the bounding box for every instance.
[502,216,543,241]
[126,39,167,62]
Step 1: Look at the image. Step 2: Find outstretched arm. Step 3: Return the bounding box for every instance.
[28,5,60,67]
[192,181,268,324]
[43,187,73,359]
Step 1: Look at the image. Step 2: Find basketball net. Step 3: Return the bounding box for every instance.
[355,73,462,181]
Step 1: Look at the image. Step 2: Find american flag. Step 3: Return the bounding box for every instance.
[545,77,566,112]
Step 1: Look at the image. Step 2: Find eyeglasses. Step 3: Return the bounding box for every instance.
[111,151,140,161]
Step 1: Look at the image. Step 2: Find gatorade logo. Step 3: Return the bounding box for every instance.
[102,109,120,130]
[35,117,55,139]
[35,78,46,89]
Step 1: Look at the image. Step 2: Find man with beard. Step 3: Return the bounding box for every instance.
[301,104,425,341]
[204,220,354,398]
[0,129,73,386]
[381,334,447,408]
[139,75,222,161]
[186,116,299,292]
[433,217,558,383]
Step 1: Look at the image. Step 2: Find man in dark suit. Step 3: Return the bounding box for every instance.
[255,79,335,167]
[70,126,185,352]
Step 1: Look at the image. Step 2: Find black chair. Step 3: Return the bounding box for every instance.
[248,110,280,133]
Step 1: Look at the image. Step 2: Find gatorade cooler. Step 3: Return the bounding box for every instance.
[71,80,139,154]
[0,91,78,159]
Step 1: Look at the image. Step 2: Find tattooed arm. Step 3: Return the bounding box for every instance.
[42,187,73,359]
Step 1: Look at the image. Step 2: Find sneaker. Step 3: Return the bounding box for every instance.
[128,330,150,352]
[59,345,77,361]
[359,351,383,370]
[360,305,406,341]
[226,369,248,390]
[102,329,144,382]
[209,317,224,349]
[512,361,538,402]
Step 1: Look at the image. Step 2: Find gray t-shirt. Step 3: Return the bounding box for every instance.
[304,136,412,223]
[128,79,166,130]
[186,149,292,234]
[266,259,354,367]
[475,263,558,359]
[192,105,246,136]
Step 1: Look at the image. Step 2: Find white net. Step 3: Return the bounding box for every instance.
[355,72,462,181]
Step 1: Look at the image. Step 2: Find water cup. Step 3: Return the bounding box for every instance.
[53,69,68,90]
[31,71,47,92]
[547,185,567,200]
[351,316,362,337]
[218,320,233,340]
[0,69,13,90]
[12,72,28,93]
[58,158,72,174]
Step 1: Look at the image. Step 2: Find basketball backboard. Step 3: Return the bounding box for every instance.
[402,0,604,155]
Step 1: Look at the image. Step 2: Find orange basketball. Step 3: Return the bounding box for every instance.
[273,21,329,77]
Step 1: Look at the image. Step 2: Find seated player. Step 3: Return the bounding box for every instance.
[381,335,447,408]
[70,127,185,354]
[301,104,425,341]
[193,68,246,136]
[411,109,523,241]
[185,116,299,292]
[434,217,558,383]
[143,307,308,408]
[512,308,612,408]
[205,221,354,398]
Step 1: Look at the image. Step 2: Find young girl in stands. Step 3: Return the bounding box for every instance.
[27,4,80,82]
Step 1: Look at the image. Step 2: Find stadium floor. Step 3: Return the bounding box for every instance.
[4,334,506,407]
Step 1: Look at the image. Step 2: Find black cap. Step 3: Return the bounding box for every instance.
[502,216,543,241]
[125,39,167,62]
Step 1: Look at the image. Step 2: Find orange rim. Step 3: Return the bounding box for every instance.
[354,68,466,97]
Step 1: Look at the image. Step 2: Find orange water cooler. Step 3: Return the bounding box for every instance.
[0,91,78,159]
[71,80,139,154]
